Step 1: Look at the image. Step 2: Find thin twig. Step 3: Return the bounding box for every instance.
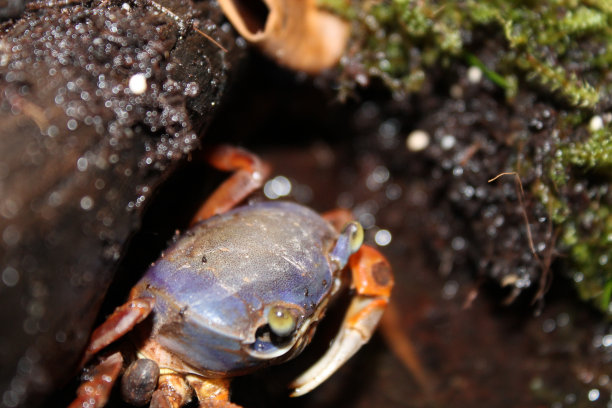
[488,172,540,262]
[193,26,228,53]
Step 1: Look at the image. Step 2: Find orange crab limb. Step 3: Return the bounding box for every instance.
[150,374,193,408]
[321,208,353,232]
[191,145,271,225]
[349,244,394,298]
[291,244,393,396]
[187,376,242,408]
[79,297,155,367]
[69,352,123,408]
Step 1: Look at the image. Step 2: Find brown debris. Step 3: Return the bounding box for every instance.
[218,0,349,73]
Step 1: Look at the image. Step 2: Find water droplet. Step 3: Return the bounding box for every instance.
[440,134,456,150]
[185,82,199,96]
[263,176,292,199]
[542,318,556,333]
[80,196,94,211]
[76,157,88,172]
[556,313,570,327]
[385,184,402,200]
[451,236,466,251]
[358,213,375,229]
[374,229,392,246]
[2,267,19,287]
[2,225,21,246]
[442,280,458,299]
[378,119,400,148]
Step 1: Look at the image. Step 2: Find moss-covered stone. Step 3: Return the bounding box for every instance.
[322,0,612,315]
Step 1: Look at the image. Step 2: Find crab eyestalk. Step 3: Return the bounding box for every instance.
[291,245,394,396]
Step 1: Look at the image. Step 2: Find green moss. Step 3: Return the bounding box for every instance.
[561,128,612,169]
[543,123,612,313]
[327,0,611,109]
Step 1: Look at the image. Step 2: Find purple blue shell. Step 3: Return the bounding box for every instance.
[132,201,339,376]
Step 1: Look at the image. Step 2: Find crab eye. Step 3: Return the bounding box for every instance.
[345,221,364,254]
[329,221,365,270]
[268,305,297,338]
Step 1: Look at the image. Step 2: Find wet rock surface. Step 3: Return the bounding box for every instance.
[0,0,241,405]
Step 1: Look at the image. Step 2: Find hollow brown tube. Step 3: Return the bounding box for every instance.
[218,0,350,73]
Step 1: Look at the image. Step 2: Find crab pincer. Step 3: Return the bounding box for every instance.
[291,235,394,396]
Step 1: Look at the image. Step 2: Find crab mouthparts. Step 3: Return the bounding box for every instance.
[289,295,385,397]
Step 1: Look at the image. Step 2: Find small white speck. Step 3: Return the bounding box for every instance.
[467,66,483,84]
[588,388,600,401]
[602,334,612,347]
[129,73,147,95]
[121,2,130,10]
[440,134,456,150]
[252,171,262,182]
[374,229,392,246]
[80,196,94,211]
[406,129,430,151]
[589,115,604,132]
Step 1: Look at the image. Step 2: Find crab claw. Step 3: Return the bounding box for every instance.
[290,245,393,396]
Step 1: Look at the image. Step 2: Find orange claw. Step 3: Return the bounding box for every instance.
[291,243,393,396]
[349,244,394,299]
[190,145,271,225]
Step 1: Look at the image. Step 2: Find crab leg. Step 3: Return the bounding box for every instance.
[150,373,193,408]
[187,376,242,408]
[78,297,155,367]
[68,352,124,408]
[291,244,393,396]
[191,145,271,224]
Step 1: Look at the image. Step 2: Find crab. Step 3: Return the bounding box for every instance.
[69,145,394,408]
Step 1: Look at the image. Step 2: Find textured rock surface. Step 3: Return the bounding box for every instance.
[0,0,242,405]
